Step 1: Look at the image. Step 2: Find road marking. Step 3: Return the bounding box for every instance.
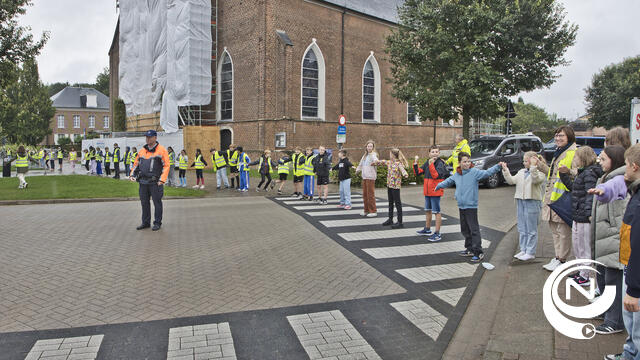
[432,287,467,306]
[390,300,447,341]
[396,263,478,283]
[287,310,381,360]
[304,207,420,217]
[293,202,389,211]
[320,215,447,227]
[338,224,460,242]
[167,323,237,360]
[362,240,490,259]
[275,195,362,201]
[24,335,104,360]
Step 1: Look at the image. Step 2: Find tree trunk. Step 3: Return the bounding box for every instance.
[462,106,470,140]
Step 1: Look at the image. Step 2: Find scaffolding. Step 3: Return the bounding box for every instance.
[178,0,217,127]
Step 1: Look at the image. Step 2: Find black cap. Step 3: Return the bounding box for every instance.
[145,130,157,137]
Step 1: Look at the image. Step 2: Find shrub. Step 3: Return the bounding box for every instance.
[330,157,441,188]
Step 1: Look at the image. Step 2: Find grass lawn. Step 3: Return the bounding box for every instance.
[0,175,205,201]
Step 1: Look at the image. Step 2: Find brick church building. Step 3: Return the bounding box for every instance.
[109,0,461,157]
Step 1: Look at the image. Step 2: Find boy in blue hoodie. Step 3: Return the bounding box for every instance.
[435,152,501,262]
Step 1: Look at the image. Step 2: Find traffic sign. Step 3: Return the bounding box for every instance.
[338,126,346,134]
[338,115,346,126]
[632,98,640,145]
[336,134,346,143]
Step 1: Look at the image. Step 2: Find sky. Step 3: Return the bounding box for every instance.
[16,0,640,121]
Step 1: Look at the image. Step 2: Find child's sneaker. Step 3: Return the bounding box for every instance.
[366,213,377,217]
[574,276,591,287]
[514,251,525,258]
[416,227,432,236]
[458,249,473,257]
[277,190,283,195]
[604,354,625,360]
[518,253,535,261]
[255,187,260,192]
[595,324,623,335]
[322,199,328,205]
[391,222,404,229]
[427,233,442,242]
[337,204,345,208]
[470,253,485,262]
[344,205,352,210]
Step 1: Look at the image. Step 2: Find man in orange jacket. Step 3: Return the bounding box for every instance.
[130,130,170,231]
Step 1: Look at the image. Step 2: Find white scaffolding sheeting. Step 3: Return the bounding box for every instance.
[119,0,212,133]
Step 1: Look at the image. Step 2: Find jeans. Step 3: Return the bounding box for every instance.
[339,179,352,205]
[167,166,176,187]
[516,199,541,256]
[216,167,230,188]
[599,266,624,330]
[623,272,640,360]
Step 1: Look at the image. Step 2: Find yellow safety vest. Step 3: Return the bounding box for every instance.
[214,152,226,169]
[15,155,28,168]
[113,148,120,162]
[548,150,576,202]
[447,139,471,172]
[129,152,137,165]
[259,157,274,173]
[57,151,63,159]
[168,151,175,166]
[303,154,316,176]
[227,150,238,166]
[278,160,290,174]
[48,152,54,160]
[105,151,112,162]
[240,153,250,172]
[292,153,305,177]
[194,154,205,169]
[69,152,77,161]
[38,150,44,160]
[178,154,187,170]
[95,152,103,162]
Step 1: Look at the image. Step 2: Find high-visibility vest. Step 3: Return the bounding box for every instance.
[194,154,205,169]
[239,153,250,172]
[178,154,187,170]
[548,149,576,202]
[57,151,63,159]
[259,157,273,173]
[95,152,103,162]
[113,148,120,162]
[168,151,175,166]
[69,152,77,161]
[227,150,238,166]
[89,150,95,160]
[105,151,112,163]
[48,152,54,160]
[15,155,28,168]
[213,152,226,169]
[278,160,290,174]
[292,153,305,177]
[38,150,44,160]
[303,154,317,176]
[129,152,137,165]
[125,152,131,164]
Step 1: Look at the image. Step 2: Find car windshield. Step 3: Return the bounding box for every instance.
[469,139,502,155]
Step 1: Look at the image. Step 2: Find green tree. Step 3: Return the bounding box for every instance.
[386,0,577,139]
[496,99,561,133]
[95,67,109,96]
[46,81,70,97]
[57,136,72,147]
[585,55,640,129]
[0,1,48,88]
[114,98,126,131]
[0,60,55,145]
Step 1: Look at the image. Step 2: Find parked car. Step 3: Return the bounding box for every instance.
[447,133,545,188]
[543,136,605,164]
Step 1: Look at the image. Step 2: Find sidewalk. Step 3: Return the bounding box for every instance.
[443,219,627,360]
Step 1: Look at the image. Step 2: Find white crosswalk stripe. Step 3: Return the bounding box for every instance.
[287,310,382,360]
[390,300,447,341]
[338,224,460,241]
[167,323,237,360]
[396,263,478,283]
[432,287,466,306]
[281,196,363,205]
[319,215,447,227]
[24,335,104,360]
[304,206,421,217]
[363,240,490,259]
[275,195,362,201]
[293,202,389,211]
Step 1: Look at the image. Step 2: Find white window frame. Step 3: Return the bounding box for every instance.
[407,103,420,125]
[217,48,234,122]
[73,115,80,128]
[88,115,95,128]
[103,116,109,129]
[300,39,326,121]
[362,52,381,123]
[275,132,286,148]
[57,115,65,129]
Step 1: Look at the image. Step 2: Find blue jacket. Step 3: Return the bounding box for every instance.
[435,164,501,209]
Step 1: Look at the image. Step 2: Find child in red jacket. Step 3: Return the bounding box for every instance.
[414,145,449,241]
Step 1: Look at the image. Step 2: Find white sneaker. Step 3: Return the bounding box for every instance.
[542,258,557,270]
[192,185,199,189]
[199,185,205,189]
[366,212,378,217]
[514,251,525,259]
[518,253,535,261]
[360,211,367,216]
[544,258,562,271]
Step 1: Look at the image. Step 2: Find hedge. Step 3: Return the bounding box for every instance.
[329,157,448,188]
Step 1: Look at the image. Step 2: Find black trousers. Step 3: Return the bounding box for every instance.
[113,162,120,178]
[460,208,482,255]
[258,173,272,189]
[105,163,111,176]
[85,160,90,171]
[139,183,164,226]
[596,265,624,329]
[387,188,402,223]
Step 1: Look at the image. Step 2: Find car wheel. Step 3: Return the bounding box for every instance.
[485,173,500,189]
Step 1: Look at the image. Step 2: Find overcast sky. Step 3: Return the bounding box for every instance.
[16,0,640,120]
